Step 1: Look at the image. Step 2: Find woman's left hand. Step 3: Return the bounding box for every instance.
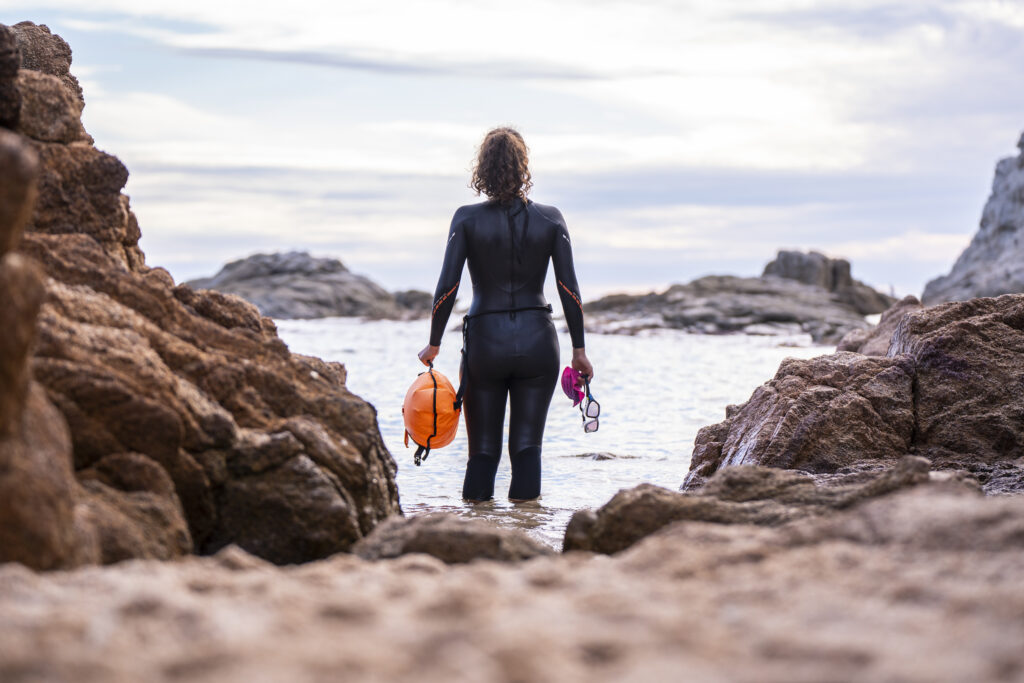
[418,344,440,366]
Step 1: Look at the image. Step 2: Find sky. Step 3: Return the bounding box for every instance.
[2,0,1023,301]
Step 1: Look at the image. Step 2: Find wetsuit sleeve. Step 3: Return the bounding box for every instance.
[428,210,468,346]
[551,213,586,349]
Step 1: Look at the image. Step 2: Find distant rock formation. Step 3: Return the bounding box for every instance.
[922,131,1024,304]
[762,249,893,315]
[684,294,1024,494]
[0,22,400,570]
[187,251,431,320]
[586,250,895,344]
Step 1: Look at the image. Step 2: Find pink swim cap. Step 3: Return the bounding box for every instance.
[561,366,584,406]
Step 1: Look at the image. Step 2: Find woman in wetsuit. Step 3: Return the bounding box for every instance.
[418,127,594,502]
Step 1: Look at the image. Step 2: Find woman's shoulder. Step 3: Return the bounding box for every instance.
[527,200,566,226]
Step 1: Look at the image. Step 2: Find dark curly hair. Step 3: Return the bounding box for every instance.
[470,127,533,205]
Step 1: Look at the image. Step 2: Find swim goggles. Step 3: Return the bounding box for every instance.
[579,377,599,433]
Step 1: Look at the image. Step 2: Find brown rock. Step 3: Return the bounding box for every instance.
[353,513,555,563]
[15,69,86,143]
[684,351,916,490]
[566,456,933,554]
[837,294,923,355]
[0,130,36,256]
[11,21,83,104]
[0,24,20,128]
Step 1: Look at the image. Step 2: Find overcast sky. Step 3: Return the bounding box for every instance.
[3,0,1023,299]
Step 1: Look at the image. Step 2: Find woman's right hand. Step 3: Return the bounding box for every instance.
[571,348,594,386]
[418,344,440,366]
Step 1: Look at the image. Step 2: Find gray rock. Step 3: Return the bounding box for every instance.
[763,249,895,315]
[353,512,554,563]
[186,251,430,319]
[923,131,1024,304]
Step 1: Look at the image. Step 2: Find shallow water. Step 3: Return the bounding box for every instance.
[276,318,831,547]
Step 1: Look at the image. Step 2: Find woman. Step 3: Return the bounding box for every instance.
[418,127,594,502]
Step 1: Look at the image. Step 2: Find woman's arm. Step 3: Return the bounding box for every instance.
[551,211,594,380]
[420,209,468,364]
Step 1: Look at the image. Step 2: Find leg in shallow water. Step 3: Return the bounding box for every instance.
[507,371,558,501]
[461,372,508,502]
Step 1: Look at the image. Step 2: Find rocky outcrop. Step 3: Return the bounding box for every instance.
[686,293,1024,494]
[836,294,922,355]
[0,25,20,128]
[353,513,554,563]
[586,252,893,344]
[763,249,894,314]
[0,22,400,568]
[923,131,1024,304]
[567,455,936,554]
[2,479,1022,682]
[187,251,431,319]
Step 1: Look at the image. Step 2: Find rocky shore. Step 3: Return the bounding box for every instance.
[2,22,1023,683]
[187,251,431,320]
[586,250,894,343]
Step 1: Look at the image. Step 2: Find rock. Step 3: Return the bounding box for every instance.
[353,513,554,563]
[187,251,430,319]
[763,249,895,314]
[687,292,1024,494]
[889,295,1024,479]
[0,25,20,129]
[683,351,916,490]
[11,21,83,104]
[586,251,896,343]
[566,456,933,554]
[2,480,1022,682]
[923,131,1024,304]
[836,295,923,355]
[15,69,87,143]
[0,24,401,568]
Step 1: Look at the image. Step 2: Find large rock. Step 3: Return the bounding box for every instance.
[923,131,1024,304]
[353,513,555,563]
[187,251,430,319]
[10,22,83,104]
[0,23,401,568]
[837,294,923,355]
[763,249,894,314]
[567,455,934,554]
[687,293,1024,494]
[0,25,20,129]
[587,274,873,343]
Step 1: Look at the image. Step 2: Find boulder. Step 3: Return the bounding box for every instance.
[763,249,895,314]
[837,295,923,355]
[10,21,83,104]
[0,24,20,128]
[0,23,401,568]
[923,131,1024,304]
[566,455,935,554]
[187,251,431,319]
[683,351,915,489]
[353,513,554,563]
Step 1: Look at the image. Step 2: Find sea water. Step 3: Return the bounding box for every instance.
[276,318,831,548]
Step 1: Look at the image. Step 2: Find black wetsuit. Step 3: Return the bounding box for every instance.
[429,197,586,500]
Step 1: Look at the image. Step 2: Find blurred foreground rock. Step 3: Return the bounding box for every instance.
[353,513,554,563]
[586,251,893,343]
[0,22,400,568]
[187,251,431,319]
[923,130,1024,304]
[2,476,1022,682]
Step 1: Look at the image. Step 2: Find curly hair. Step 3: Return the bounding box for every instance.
[469,127,533,205]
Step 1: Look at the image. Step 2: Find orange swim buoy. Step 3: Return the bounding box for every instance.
[402,363,461,465]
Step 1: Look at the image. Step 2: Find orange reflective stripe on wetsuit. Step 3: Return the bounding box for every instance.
[428,198,586,500]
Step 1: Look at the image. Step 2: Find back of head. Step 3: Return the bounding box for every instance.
[470,127,532,205]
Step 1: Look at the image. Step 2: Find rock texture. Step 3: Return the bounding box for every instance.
[836,294,922,355]
[353,513,554,563]
[187,251,431,319]
[687,293,1024,494]
[586,252,893,344]
[2,480,1023,682]
[923,131,1024,304]
[0,25,20,129]
[763,249,893,314]
[0,22,400,568]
